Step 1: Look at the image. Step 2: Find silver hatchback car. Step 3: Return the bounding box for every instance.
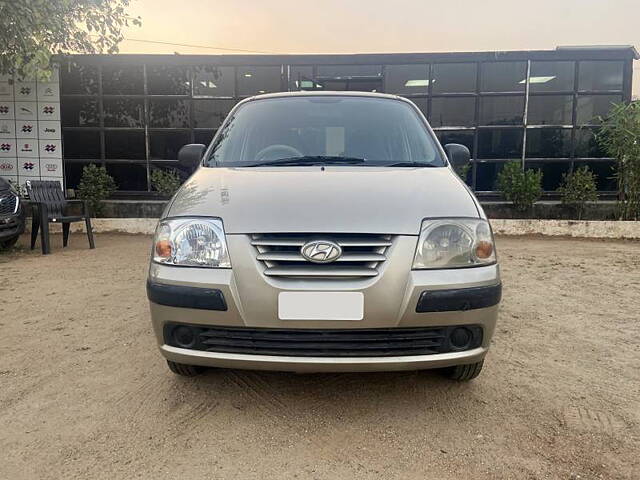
[147,92,501,381]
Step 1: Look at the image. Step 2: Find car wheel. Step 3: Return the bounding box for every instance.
[443,360,484,381]
[0,235,19,250]
[166,360,205,377]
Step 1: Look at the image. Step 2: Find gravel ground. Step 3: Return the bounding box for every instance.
[0,234,638,479]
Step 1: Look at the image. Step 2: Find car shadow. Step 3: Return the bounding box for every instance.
[166,366,486,420]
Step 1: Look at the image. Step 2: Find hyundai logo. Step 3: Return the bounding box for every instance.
[300,240,342,263]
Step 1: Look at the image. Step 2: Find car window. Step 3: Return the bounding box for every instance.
[205,96,444,166]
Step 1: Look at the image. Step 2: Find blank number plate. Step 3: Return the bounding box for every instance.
[278,292,364,321]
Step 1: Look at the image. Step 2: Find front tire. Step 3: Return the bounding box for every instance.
[443,360,484,381]
[0,235,19,250]
[167,360,205,377]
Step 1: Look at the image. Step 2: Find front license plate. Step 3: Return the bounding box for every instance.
[278,292,364,320]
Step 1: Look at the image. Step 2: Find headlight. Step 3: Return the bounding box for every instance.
[153,217,231,268]
[412,218,496,269]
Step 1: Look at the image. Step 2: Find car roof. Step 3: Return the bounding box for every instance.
[243,90,404,102]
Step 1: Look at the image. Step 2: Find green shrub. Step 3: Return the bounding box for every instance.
[496,161,543,212]
[77,164,116,216]
[150,168,182,197]
[557,166,598,219]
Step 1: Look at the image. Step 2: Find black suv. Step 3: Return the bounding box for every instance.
[0,178,25,250]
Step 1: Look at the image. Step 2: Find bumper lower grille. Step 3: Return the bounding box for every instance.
[164,324,483,357]
[0,192,18,217]
[251,233,392,278]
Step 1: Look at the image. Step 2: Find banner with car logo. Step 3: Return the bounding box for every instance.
[0,66,62,189]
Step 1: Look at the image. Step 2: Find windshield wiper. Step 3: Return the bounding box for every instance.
[244,156,367,167]
[382,161,440,167]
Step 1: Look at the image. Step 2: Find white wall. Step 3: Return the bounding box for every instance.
[0,67,63,190]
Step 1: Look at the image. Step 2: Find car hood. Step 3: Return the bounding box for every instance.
[167,166,479,235]
[0,177,10,192]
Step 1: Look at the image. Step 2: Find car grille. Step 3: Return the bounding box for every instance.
[0,192,18,217]
[165,324,483,357]
[251,233,393,278]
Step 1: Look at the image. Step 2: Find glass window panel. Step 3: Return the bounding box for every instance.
[475,161,509,191]
[64,162,90,189]
[62,130,101,159]
[105,131,145,160]
[574,128,607,158]
[407,97,428,117]
[319,79,382,92]
[573,161,616,190]
[480,62,526,92]
[102,65,144,94]
[479,96,524,125]
[289,66,323,91]
[193,99,236,128]
[149,99,190,128]
[527,95,573,125]
[193,66,235,97]
[430,97,475,127]
[435,130,475,157]
[149,131,191,160]
[105,162,148,191]
[194,130,215,146]
[578,61,624,91]
[576,95,622,125]
[237,66,282,96]
[477,128,524,159]
[525,161,571,191]
[60,63,99,95]
[432,63,477,93]
[61,98,100,127]
[147,65,189,95]
[316,65,382,78]
[319,79,347,90]
[525,128,572,158]
[103,98,144,128]
[529,62,575,92]
[385,64,429,94]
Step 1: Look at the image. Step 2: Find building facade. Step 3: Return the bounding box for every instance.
[0,46,637,197]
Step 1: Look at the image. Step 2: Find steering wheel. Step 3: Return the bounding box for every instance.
[255,144,304,162]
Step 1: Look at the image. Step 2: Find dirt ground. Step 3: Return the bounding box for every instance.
[0,234,638,480]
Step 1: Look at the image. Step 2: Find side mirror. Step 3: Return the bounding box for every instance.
[178,144,206,170]
[443,143,471,169]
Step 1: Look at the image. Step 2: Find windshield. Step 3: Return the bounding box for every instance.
[204,96,445,167]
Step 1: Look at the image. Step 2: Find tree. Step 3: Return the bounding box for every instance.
[598,102,640,220]
[0,0,141,80]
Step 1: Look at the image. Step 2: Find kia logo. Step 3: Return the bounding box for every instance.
[300,240,342,263]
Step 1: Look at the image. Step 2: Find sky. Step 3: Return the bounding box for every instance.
[119,0,640,95]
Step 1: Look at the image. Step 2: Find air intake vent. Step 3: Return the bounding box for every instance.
[164,324,483,357]
[0,191,18,217]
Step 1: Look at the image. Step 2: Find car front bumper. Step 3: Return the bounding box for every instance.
[160,344,489,373]
[147,234,501,373]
